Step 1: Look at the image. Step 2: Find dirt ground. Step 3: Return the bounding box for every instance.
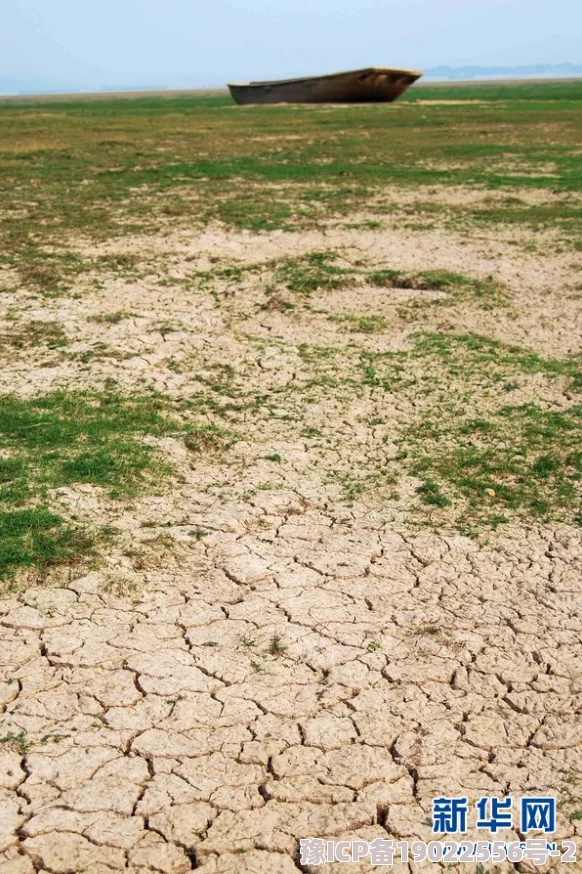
[1,177,582,874]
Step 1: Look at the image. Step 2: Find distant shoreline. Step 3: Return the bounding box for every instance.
[0,88,228,102]
[0,76,581,102]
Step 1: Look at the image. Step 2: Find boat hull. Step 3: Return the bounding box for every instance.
[228,67,422,105]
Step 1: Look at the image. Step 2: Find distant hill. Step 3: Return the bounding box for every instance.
[424,63,582,81]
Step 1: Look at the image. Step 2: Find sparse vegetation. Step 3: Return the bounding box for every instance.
[0,730,30,755]
[0,81,579,590]
[88,311,136,325]
[272,251,355,294]
[1,83,578,275]
[267,634,287,656]
[0,80,580,871]
[0,391,191,582]
[184,423,236,454]
[411,403,582,524]
[330,313,388,333]
[290,331,582,526]
[0,320,68,351]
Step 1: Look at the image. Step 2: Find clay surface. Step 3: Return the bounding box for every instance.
[1,209,581,872]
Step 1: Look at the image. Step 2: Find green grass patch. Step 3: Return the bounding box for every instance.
[0,81,579,282]
[372,269,508,309]
[292,331,582,526]
[410,404,582,525]
[413,332,582,386]
[0,390,194,582]
[0,387,239,581]
[0,508,93,582]
[330,313,388,333]
[0,391,178,503]
[273,251,355,294]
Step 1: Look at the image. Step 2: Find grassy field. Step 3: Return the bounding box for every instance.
[1,80,581,250]
[0,80,581,584]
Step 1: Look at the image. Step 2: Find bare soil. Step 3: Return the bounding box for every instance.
[0,188,581,874]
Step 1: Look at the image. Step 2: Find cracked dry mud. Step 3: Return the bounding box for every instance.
[1,213,582,874]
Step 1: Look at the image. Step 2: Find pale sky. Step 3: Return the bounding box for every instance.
[2,0,581,93]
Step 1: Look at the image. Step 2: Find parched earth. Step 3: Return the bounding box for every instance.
[1,211,582,873]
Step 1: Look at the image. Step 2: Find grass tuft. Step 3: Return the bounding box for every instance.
[184,423,236,454]
[273,251,355,294]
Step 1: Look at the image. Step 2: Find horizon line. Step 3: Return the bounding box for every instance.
[1,63,581,100]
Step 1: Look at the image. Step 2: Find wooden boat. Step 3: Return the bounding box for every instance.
[228,66,422,105]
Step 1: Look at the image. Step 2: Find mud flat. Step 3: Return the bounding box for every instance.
[0,80,581,872]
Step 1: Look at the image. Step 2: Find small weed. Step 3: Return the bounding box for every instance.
[301,426,322,438]
[150,319,180,336]
[416,481,452,508]
[101,575,140,598]
[97,253,141,273]
[261,296,295,313]
[88,311,135,324]
[0,730,30,755]
[75,343,132,364]
[188,528,210,539]
[267,634,287,656]
[327,468,397,503]
[343,220,382,230]
[330,313,388,333]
